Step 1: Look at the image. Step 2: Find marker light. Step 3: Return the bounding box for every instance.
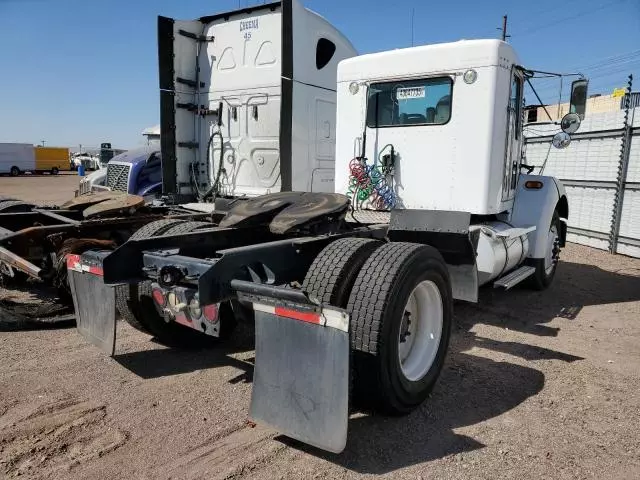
[463,69,478,84]
[152,288,166,307]
[203,304,219,322]
[525,180,544,189]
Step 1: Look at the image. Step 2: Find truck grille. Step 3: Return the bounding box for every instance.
[106,164,130,192]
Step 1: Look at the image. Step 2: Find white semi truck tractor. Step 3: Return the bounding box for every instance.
[68,0,587,454]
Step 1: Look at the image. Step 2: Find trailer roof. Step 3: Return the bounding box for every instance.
[338,39,518,82]
[199,2,281,23]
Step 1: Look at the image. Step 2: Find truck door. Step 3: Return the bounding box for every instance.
[502,71,523,201]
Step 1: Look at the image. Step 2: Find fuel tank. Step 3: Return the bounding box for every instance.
[474,221,529,286]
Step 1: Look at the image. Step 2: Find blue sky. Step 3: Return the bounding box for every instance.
[0,0,638,148]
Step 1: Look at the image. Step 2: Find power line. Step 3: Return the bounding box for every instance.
[515,0,627,38]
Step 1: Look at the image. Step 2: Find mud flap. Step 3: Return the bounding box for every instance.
[67,252,117,356]
[234,282,350,453]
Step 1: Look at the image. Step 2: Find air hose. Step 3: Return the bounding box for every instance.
[198,103,226,201]
[347,144,397,210]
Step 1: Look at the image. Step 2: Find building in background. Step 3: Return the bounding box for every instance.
[142,125,160,145]
[525,91,639,123]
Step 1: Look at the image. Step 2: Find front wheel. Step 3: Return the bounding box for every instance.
[51,167,59,175]
[526,211,561,290]
[347,242,452,414]
[10,166,20,176]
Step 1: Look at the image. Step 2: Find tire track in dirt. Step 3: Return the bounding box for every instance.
[158,423,288,480]
[0,394,128,479]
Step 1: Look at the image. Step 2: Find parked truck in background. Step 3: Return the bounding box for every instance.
[34,146,69,174]
[78,146,162,198]
[0,144,69,175]
[0,143,34,176]
[67,0,589,454]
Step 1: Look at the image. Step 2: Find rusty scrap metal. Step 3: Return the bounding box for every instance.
[0,245,42,278]
[83,195,145,219]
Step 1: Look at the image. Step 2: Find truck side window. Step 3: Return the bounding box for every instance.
[510,75,523,139]
[316,38,336,70]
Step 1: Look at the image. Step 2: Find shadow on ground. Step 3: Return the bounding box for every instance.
[82,258,640,473]
[456,260,640,338]
[280,349,545,473]
[113,323,256,380]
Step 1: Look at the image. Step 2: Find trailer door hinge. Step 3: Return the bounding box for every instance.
[178,29,215,42]
[178,141,199,149]
[176,77,205,89]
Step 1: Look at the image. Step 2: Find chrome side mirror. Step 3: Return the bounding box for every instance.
[552,132,571,149]
[561,112,581,134]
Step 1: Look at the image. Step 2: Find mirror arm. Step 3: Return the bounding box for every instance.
[525,76,554,122]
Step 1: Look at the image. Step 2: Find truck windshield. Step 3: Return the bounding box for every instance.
[366,77,453,127]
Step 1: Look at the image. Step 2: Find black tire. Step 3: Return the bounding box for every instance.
[302,237,381,306]
[51,167,59,175]
[126,220,232,347]
[0,200,34,213]
[157,220,213,236]
[525,211,561,290]
[10,166,19,176]
[115,219,187,333]
[347,242,452,414]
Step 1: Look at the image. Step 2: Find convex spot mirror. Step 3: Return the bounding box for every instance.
[569,79,588,120]
[561,112,581,134]
[552,132,571,149]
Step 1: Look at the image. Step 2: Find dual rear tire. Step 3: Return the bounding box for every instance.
[303,239,452,415]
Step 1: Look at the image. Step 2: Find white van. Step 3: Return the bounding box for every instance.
[0,143,35,176]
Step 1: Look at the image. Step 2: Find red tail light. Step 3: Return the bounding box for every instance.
[152,288,166,307]
[203,304,218,322]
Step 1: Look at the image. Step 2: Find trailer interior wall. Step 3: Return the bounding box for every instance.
[524,106,640,257]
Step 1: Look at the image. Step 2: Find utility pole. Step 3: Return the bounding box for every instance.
[410,8,415,47]
[499,15,510,42]
[41,140,46,147]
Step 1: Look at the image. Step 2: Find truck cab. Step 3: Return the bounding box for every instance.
[160,0,357,202]
[336,39,584,294]
[78,147,162,198]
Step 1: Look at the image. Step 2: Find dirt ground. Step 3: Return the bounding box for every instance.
[1,180,640,479]
[0,173,81,206]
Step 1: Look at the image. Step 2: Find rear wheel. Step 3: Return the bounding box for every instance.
[347,242,452,414]
[302,237,382,306]
[51,167,59,175]
[121,220,232,347]
[10,166,20,176]
[115,219,187,333]
[526,211,561,290]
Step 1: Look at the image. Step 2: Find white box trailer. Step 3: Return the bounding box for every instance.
[0,143,35,176]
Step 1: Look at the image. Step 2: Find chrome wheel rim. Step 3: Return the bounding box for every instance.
[545,222,560,275]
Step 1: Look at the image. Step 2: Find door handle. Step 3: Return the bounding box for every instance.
[252,105,258,120]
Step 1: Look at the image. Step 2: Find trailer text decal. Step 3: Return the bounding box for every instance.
[240,18,259,40]
[396,86,425,100]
